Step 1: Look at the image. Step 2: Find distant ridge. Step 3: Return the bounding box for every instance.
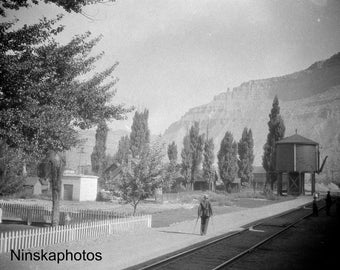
[162,52,340,181]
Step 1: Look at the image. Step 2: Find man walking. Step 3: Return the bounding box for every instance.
[198,194,213,235]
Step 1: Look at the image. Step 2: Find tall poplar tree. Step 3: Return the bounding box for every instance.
[91,120,108,175]
[117,130,164,214]
[203,138,215,191]
[189,122,205,190]
[247,129,255,184]
[181,134,192,190]
[218,131,238,193]
[164,141,178,191]
[129,109,150,158]
[238,127,254,185]
[167,141,178,164]
[114,135,130,165]
[262,96,285,190]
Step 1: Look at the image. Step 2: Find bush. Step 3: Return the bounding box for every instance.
[96,190,113,202]
[262,188,278,200]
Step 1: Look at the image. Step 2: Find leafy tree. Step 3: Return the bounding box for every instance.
[117,137,164,215]
[203,138,215,191]
[246,129,255,184]
[218,131,238,193]
[0,0,115,17]
[114,135,130,165]
[0,142,25,194]
[1,5,132,225]
[129,109,150,158]
[163,141,178,192]
[167,141,178,163]
[146,135,166,193]
[189,122,205,190]
[238,127,254,186]
[91,120,108,176]
[100,153,115,189]
[180,122,205,190]
[262,96,285,190]
[181,134,192,190]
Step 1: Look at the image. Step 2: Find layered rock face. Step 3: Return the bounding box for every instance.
[163,53,340,180]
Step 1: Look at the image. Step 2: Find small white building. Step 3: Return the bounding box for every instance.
[61,173,98,201]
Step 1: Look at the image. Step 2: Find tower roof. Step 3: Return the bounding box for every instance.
[276,134,318,145]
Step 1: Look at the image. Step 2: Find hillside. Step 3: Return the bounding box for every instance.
[162,53,340,181]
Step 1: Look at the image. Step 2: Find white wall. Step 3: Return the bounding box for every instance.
[79,176,98,201]
[33,182,42,195]
[61,174,98,201]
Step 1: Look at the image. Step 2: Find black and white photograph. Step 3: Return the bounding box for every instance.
[0,0,340,269]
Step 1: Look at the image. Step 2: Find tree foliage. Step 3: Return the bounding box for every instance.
[167,141,178,164]
[262,96,285,189]
[129,109,150,158]
[203,138,215,191]
[238,127,254,185]
[0,0,116,17]
[218,131,238,192]
[91,120,108,175]
[117,137,164,215]
[181,134,192,189]
[0,2,132,225]
[1,17,131,159]
[163,141,178,192]
[115,112,164,214]
[180,122,205,190]
[114,135,130,165]
[189,122,205,189]
[0,141,25,194]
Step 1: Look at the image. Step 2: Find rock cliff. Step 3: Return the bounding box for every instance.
[162,53,340,181]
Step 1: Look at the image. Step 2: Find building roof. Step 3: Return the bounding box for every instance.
[276,134,318,145]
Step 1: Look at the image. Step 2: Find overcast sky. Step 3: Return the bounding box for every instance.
[4,0,340,134]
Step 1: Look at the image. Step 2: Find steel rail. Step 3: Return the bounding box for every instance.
[136,228,247,270]
[212,204,326,270]
[135,201,317,270]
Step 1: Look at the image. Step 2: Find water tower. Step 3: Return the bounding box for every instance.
[275,132,327,196]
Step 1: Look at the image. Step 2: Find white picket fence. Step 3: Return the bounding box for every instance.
[0,215,152,254]
[0,202,130,225]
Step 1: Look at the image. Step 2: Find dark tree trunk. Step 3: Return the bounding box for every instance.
[133,201,138,216]
[46,151,65,226]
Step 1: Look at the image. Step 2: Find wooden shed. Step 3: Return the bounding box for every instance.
[275,133,326,196]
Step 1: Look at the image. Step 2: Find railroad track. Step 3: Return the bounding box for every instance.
[126,200,325,270]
